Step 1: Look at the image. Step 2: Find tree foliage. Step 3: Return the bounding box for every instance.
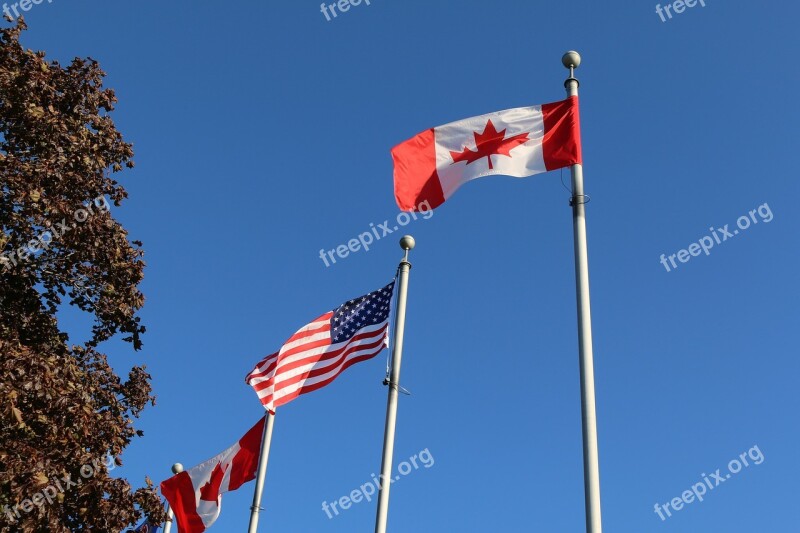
[0,17,164,532]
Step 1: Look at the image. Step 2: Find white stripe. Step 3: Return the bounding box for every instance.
[248,317,331,378]
[249,322,385,386]
[248,329,333,382]
[270,334,387,404]
[279,318,330,352]
[249,353,278,377]
[253,326,387,399]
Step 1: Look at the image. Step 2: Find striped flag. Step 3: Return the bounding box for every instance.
[246,281,395,413]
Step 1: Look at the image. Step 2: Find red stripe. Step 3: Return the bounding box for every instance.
[244,314,332,380]
[248,334,333,382]
[257,330,388,405]
[251,327,386,393]
[283,314,331,342]
[272,351,384,409]
[251,327,386,392]
[250,338,335,391]
[245,351,279,382]
[264,340,387,409]
[247,330,331,380]
[262,330,387,397]
[249,326,382,387]
[228,417,265,491]
[541,96,582,170]
[391,128,445,211]
[275,335,332,361]
[160,472,207,533]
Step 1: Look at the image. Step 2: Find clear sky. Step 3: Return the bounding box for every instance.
[13,0,800,531]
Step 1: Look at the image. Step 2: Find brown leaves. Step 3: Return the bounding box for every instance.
[27,103,45,118]
[11,405,23,424]
[7,390,25,427]
[0,18,161,532]
[32,471,49,486]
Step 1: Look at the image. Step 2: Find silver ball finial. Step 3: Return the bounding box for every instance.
[562,51,581,69]
[399,235,415,251]
[172,463,184,474]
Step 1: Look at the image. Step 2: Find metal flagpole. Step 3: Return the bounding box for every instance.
[562,50,603,533]
[247,412,276,533]
[374,235,415,533]
[162,463,183,533]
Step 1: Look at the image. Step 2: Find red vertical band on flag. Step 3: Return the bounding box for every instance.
[159,418,265,533]
[160,472,207,533]
[228,417,265,491]
[542,95,582,170]
[391,128,445,211]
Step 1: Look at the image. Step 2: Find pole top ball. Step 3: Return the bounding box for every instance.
[562,51,581,69]
[172,463,184,474]
[400,235,415,251]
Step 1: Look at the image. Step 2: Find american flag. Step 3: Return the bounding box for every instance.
[245,281,395,413]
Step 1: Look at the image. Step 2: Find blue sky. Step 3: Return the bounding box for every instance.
[13,0,800,531]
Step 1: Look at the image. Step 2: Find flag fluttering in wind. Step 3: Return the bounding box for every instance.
[159,418,265,533]
[246,281,395,413]
[392,96,581,211]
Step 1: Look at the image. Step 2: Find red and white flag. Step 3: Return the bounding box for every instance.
[392,96,581,211]
[160,418,264,533]
[246,281,394,413]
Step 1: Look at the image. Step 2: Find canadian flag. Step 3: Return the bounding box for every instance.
[160,418,264,533]
[392,96,581,211]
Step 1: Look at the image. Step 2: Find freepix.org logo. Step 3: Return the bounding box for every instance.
[655,0,706,22]
[321,448,434,519]
[0,196,111,273]
[318,201,432,268]
[3,455,117,524]
[319,0,374,22]
[653,445,764,521]
[658,203,773,273]
[2,0,54,19]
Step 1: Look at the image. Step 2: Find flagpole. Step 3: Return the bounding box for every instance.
[562,50,603,533]
[374,235,415,533]
[247,412,275,533]
[162,463,183,533]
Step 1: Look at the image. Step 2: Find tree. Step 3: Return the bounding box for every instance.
[0,16,164,531]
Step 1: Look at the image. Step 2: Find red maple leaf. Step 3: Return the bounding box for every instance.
[199,462,229,502]
[449,120,530,169]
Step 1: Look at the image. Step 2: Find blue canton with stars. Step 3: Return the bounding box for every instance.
[331,281,395,343]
